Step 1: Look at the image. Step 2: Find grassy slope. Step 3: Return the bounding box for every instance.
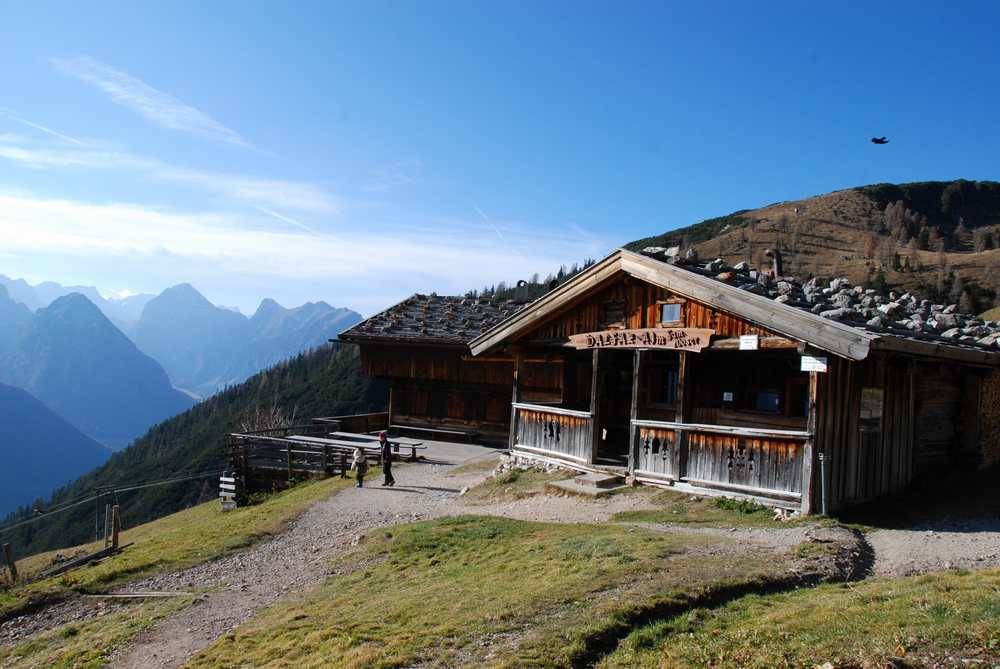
[1,473,357,620]
[188,516,786,669]
[0,597,191,669]
[625,179,1000,310]
[601,569,1000,669]
[3,344,386,558]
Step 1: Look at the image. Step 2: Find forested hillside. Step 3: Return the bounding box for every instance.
[2,344,386,558]
[627,180,1000,313]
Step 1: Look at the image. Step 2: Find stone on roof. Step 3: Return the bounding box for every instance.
[639,246,1000,351]
[341,293,528,345]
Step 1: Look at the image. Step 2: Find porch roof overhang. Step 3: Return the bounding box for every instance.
[469,249,1000,366]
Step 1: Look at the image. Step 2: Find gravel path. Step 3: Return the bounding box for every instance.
[6,444,1000,666]
[867,516,1000,577]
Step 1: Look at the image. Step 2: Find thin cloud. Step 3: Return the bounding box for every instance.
[0,135,336,213]
[0,192,600,313]
[49,56,251,148]
[0,108,86,146]
[251,205,322,235]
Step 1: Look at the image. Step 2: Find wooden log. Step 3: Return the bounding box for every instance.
[801,371,818,515]
[2,543,15,583]
[590,349,601,464]
[628,349,642,475]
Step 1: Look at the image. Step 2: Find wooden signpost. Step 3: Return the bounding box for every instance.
[220,475,237,510]
[568,328,714,352]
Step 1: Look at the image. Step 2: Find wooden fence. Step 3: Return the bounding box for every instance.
[511,403,594,464]
[632,419,809,504]
[312,412,389,434]
[229,433,354,498]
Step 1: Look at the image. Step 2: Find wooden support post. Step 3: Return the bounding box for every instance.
[340,451,348,478]
[801,370,819,515]
[2,543,15,583]
[104,504,111,548]
[111,505,121,550]
[674,351,690,477]
[387,385,394,436]
[322,444,329,476]
[508,346,525,452]
[286,443,293,482]
[628,349,642,475]
[589,348,602,465]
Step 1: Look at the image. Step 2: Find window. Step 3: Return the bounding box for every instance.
[645,363,679,405]
[601,300,626,328]
[659,302,682,324]
[752,390,781,413]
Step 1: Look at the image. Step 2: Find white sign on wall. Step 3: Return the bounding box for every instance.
[800,355,828,373]
[739,334,759,350]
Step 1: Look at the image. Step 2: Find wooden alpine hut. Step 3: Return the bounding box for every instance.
[342,248,1000,513]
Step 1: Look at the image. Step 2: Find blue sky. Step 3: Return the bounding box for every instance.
[2,1,999,314]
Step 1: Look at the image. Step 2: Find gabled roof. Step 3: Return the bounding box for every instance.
[469,249,1000,366]
[339,293,529,348]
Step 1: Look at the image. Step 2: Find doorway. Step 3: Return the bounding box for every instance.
[596,349,634,467]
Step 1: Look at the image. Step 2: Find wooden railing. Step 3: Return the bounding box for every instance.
[312,412,389,434]
[229,433,355,497]
[511,402,594,464]
[632,419,809,502]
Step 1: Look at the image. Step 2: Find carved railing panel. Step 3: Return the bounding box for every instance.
[512,403,594,463]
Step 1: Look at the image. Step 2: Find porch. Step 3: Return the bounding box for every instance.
[508,345,816,511]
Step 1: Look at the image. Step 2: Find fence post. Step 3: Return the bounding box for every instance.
[111,505,121,550]
[286,443,293,482]
[2,543,15,583]
[104,504,111,548]
[322,444,329,476]
[340,451,347,478]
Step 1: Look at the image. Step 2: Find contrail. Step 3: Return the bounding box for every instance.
[0,108,86,146]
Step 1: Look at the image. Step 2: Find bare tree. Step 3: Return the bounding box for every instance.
[239,403,298,433]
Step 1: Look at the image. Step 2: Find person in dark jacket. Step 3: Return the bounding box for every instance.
[379,431,396,487]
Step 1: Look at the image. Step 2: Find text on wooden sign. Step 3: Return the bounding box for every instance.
[568,328,714,351]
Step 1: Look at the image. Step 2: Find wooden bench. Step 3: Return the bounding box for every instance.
[390,424,479,443]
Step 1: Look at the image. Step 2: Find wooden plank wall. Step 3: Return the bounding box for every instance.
[391,379,513,438]
[980,369,1000,468]
[520,275,781,343]
[360,345,513,385]
[817,354,915,511]
[914,362,962,471]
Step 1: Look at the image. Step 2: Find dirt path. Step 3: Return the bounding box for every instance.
[109,447,497,668]
[866,515,1000,577]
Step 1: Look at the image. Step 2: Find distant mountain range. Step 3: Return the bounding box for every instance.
[2,344,386,555]
[133,284,362,397]
[0,287,196,450]
[0,274,154,336]
[0,382,111,515]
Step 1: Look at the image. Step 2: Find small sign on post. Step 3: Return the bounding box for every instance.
[800,355,828,373]
[220,475,237,511]
[739,334,759,351]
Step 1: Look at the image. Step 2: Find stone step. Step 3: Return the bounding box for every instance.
[548,478,625,499]
[574,472,625,489]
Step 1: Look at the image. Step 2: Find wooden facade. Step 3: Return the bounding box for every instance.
[347,249,1000,513]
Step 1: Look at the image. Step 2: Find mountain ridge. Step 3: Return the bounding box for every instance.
[626,179,1000,313]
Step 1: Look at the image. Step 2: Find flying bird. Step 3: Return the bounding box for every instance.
[871,136,889,144]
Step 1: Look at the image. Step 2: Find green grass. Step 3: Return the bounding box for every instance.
[445,454,501,477]
[189,515,787,668]
[613,488,804,528]
[0,473,357,620]
[600,569,1000,669]
[0,595,193,669]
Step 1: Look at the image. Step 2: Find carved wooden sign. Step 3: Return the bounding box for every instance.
[567,328,714,352]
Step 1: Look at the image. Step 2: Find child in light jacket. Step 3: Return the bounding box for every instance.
[350,447,368,487]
